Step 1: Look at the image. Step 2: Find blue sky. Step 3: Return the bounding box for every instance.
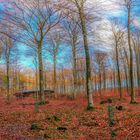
[0,0,140,69]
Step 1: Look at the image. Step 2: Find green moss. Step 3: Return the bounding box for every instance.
[44,134,51,139]
[130,101,138,104]
[111,129,117,138]
[53,115,61,121]
[86,105,94,111]
[108,106,115,127]
[30,123,45,130]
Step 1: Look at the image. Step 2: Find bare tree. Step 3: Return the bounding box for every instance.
[4,0,62,103]
[110,20,124,100]
[61,12,81,99]
[95,51,108,96]
[132,32,140,95]
[47,30,61,97]
[122,0,138,103]
[0,33,16,103]
[63,0,95,109]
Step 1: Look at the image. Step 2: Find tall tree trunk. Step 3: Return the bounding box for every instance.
[35,66,38,100]
[103,67,106,90]
[133,41,140,95]
[124,63,129,95]
[127,6,135,103]
[95,75,97,92]
[138,46,140,95]
[53,53,57,97]
[115,42,122,100]
[72,37,77,99]
[113,70,116,90]
[137,55,140,95]
[38,41,45,103]
[111,75,113,91]
[136,56,140,94]
[6,49,10,103]
[78,6,94,109]
[122,47,130,95]
[44,70,47,89]
[99,71,102,96]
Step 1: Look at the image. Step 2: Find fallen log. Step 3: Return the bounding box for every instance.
[14,89,54,98]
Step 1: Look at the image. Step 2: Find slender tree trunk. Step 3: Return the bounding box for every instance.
[133,42,140,95]
[138,46,140,95]
[111,75,113,91]
[124,63,129,95]
[123,47,130,95]
[113,70,116,90]
[53,53,57,97]
[127,6,135,103]
[136,57,140,89]
[95,75,97,92]
[35,66,38,100]
[38,41,45,103]
[103,67,106,90]
[72,38,77,99]
[115,42,122,100]
[99,71,102,96]
[78,6,94,109]
[137,55,140,95]
[44,71,47,89]
[6,49,10,103]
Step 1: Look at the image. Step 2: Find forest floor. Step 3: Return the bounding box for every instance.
[0,90,140,140]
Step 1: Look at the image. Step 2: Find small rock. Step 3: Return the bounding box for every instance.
[57,126,67,131]
[100,100,108,104]
[116,106,123,111]
[107,98,112,103]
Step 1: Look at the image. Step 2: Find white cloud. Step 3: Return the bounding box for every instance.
[87,0,124,17]
[133,17,140,28]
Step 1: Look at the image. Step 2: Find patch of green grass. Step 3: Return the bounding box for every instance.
[46,116,51,121]
[57,126,67,131]
[112,97,117,102]
[66,116,71,121]
[111,129,117,138]
[53,115,61,121]
[11,111,23,118]
[74,131,82,136]
[130,101,138,104]
[87,106,94,111]
[46,115,61,122]
[38,101,47,105]
[108,106,115,127]
[136,114,140,117]
[30,123,45,130]
[44,134,51,139]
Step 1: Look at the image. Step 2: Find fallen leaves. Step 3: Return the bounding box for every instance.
[0,95,139,139]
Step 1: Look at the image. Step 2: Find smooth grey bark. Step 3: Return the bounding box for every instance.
[75,0,94,109]
[49,34,60,97]
[127,5,135,103]
[99,71,102,96]
[113,70,116,89]
[122,47,130,95]
[115,41,122,100]
[72,36,77,99]
[103,68,106,90]
[53,53,57,95]
[5,45,10,103]
[38,41,45,103]
[133,39,140,95]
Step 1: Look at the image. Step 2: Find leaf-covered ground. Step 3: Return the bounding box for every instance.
[0,92,140,140]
